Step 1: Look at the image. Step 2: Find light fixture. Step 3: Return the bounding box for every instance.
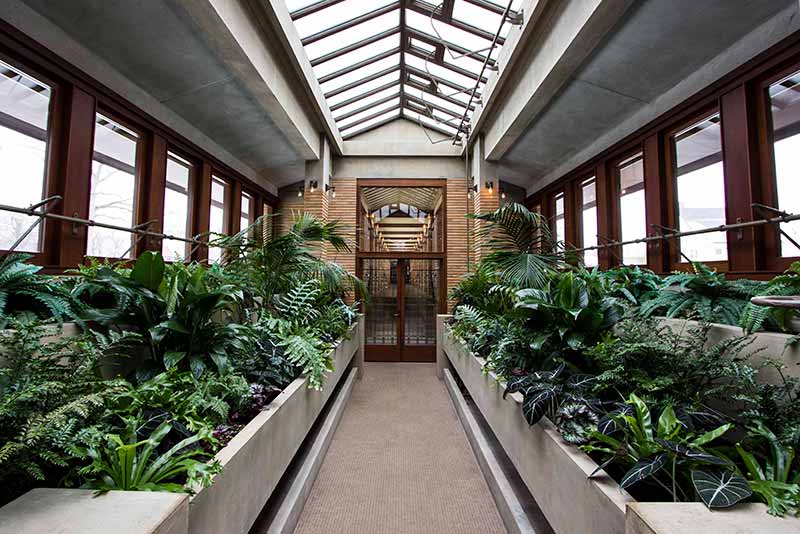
[486,181,494,194]
[468,184,478,199]
[325,184,336,198]
[500,187,507,200]
[297,186,304,198]
[309,180,318,193]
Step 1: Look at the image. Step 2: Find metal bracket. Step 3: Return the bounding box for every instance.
[3,196,62,256]
[506,10,524,25]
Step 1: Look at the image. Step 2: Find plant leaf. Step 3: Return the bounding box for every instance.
[620,454,668,489]
[692,469,752,508]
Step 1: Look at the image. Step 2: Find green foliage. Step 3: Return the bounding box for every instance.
[585,394,743,507]
[639,262,765,325]
[470,202,563,289]
[597,266,662,306]
[0,254,78,328]
[742,261,800,333]
[78,420,220,493]
[735,422,800,516]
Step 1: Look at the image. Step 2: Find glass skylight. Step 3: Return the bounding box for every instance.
[285,0,521,140]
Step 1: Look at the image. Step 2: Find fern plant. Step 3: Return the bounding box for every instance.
[0,254,78,328]
[741,261,800,333]
[640,262,765,325]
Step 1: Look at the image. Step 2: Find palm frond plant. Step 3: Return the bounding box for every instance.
[0,253,78,328]
[470,202,564,289]
[213,213,365,306]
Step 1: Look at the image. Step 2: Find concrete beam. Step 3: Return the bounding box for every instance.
[475,0,634,161]
[174,0,327,160]
[305,134,332,191]
[257,0,344,154]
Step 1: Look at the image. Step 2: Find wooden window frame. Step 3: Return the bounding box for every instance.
[162,148,200,262]
[611,149,647,267]
[577,175,598,266]
[663,106,729,272]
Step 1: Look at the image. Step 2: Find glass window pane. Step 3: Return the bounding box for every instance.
[554,192,565,244]
[304,11,399,61]
[321,53,400,94]
[87,114,138,258]
[208,175,229,263]
[240,191,253,235]
[344,108,400,137]
[340,98,400,130]
[581,178,598,267]
[327,71,400,107]
[313,34,399,80]
[673,113,727,262]
[0,60,51,253]
[618,153,646,265]
[406,10,491,53]
[333,86,400,119]
[162,152,193,261]
[768,70,800,257]
[293,0,396,40]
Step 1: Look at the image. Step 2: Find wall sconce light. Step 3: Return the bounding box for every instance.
[297,186,304,198]
[325,184,336,198]
[468,184,478,199]
[486,181,494,194]
[500,187,507,199]
[309,180,318,193]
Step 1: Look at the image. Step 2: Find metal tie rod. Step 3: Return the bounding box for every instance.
[0,200,208,247]
[572,209,800,254]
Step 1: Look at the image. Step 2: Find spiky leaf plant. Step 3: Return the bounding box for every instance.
[470,202,563,289]
[0,253,77,328]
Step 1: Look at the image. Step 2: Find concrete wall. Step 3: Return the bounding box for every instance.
[333,156,465,180]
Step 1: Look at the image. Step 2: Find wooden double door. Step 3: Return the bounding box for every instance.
[361,257,443,362]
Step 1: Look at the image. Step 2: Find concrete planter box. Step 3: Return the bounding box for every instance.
[0,318,365,534]
[437,315,800,534]
[188,320,362,534]
[437,316,630,534]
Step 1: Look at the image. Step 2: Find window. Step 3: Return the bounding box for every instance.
[767,69,800,257]
[581,178,598,267]
[617,153,647,265]
[162,152,194,261]
[0,60,52,252]
[87,113,139,258]
[671,113,727,263]
[553,192,565,245]
[240,191,254,237]
[208,175,229,263]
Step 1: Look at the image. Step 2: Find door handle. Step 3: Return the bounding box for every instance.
[393,312,400,318]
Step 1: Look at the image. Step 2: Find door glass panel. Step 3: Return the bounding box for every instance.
[404,259,439,346]
[364,258,397,345]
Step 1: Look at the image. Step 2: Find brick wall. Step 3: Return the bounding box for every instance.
[327,178,357,277]
[446,177,470,312]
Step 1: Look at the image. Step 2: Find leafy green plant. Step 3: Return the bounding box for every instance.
[586,394,748,507]
[598,266,662,307]
[0,253,78,328]
[79,420,219,493]
[640,262,765,325]
[504,364,600,444]
[470,202,563,289]
[742,261,800,333]
[735,422,800,516]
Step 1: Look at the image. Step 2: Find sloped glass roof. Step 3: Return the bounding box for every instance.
[285,0,523,141]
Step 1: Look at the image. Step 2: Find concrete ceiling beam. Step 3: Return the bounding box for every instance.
[469,0,634,161]
[174,0,341,161]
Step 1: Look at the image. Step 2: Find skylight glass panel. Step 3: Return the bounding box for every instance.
[293,0,396,40]
[405,109,459,135]
[405,86,467,115]
[338,97,400,129]
[285,0,319,12]
[445,53,485,76]
[321,53,400,94]
[406,55,475,90]
[326,70,400,108]
[343,109,400,137]
[452,1,504,35]
[333,86,401,119]
[407,10,491,53]
[410,38,436,54]
[304,11,400,60]
[313,34,400,79]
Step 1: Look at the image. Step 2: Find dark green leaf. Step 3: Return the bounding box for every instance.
[620,454,668,489]
[692,469,752,508]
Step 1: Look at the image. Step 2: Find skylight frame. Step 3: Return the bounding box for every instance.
[286,0,519,140]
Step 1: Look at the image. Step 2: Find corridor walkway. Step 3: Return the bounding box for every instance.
[293,363,506,534]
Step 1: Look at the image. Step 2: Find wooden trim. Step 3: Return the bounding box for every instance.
[643,133,669,272]
[51,86,96,267]
[193,162,213,262]
[595,161,613,270]
[137,132,167,254]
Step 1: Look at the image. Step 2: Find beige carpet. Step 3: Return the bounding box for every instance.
[293,363,506,534]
